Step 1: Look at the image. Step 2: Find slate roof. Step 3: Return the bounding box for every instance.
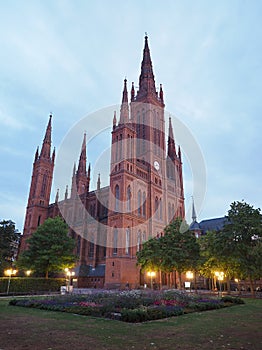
[190,217,229,235]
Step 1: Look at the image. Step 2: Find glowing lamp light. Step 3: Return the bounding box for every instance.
[186,271,193,279]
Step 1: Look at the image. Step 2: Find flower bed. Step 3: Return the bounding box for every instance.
[9,290,244,323]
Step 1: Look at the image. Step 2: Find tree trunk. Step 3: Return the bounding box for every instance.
[45,270,49,279]
[178,272,183,290]
[159,270,162,290]
[174,270,177,289]
[226,276,231,294]
[249,276,255,297]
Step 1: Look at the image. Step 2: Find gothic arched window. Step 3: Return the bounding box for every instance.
[142,191,146,217]
[41,173,48,198]
[127,186,131,212]
[113,228,118,255]
[138,190,141,216]
[125,227,130,255]
[137,230,141,252]
[115,185,120,211]
[168,202,171,222]
[155,197,159,220]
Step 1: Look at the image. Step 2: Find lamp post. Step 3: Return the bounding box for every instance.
[215,271,224,297]
[147,271,156,290]
[65,268,75,292]
[5,268,17,295]
[186,271,194,292]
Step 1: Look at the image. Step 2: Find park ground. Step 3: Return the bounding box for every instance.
[0,297,261,350]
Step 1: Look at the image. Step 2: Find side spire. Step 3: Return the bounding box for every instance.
[113,111,117,129]
[77,133,87,176]
[119,78,129,124]
[76,133,88,195]
[40,114,52,159]
[168,117,177,159]
[192,197,197,222]
[97,173,101,190]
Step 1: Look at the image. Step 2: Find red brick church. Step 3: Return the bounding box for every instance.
[20,36,185,288]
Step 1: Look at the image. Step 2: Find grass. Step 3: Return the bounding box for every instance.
[0,297,261,349]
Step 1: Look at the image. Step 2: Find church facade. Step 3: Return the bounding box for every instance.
[20,36,185,289]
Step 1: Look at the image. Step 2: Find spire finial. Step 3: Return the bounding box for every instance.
[131,82,135,102]
[192,197,197,222]
[55,188,59,203]
[64,185,68,200]
[97,173,101,190]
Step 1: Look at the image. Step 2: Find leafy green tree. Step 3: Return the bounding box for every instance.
[0,220,20,275]
[136,238,161,271]
[160,218,200,289]
[215,201,262,294]
[199,230,239,291]
[17,217,76,278]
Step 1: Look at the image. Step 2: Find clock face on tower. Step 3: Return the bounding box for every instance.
[154,161,160,171]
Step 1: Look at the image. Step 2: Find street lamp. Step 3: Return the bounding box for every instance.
[186,271,194,292]
[65,268,75,292]
[215,271,224,297]
[26,270,32,277]
[4,268,17,295]
[147,271,156,290]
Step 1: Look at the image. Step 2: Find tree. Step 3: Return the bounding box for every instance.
[160,218,200,289]
[18,217,76,278]
[199,230,239,291]
[215,201,262,294]
[0,220,20,275]
[137,218,200,289]
[136,237,161,272]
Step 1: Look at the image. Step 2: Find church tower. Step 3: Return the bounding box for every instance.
[20,115,55,252]
[105,35,182,288]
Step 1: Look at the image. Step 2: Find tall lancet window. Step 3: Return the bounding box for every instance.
[137,230,141,252]
[116,136,118,161]
[41,173,48,198]
[155,197,159,220]
[159,198,163,221]
[127,186,131,212]
[138,190,141,216]
[119,134,122,160]
[142,191,146,217]
[125,227,130,254]
[142,109,146,153]
[113,228,118,255]
[115,185,120,211]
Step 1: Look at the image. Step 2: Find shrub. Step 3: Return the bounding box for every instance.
[0,277,64,294]
[221,296,245,304]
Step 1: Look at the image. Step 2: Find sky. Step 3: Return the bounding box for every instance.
[0,0,261,232]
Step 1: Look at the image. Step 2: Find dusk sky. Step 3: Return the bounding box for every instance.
[1,0,261,232]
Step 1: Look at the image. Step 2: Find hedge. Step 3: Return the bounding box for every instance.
[0,277,65,294]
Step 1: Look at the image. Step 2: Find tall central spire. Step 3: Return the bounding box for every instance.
[136,35,158,102]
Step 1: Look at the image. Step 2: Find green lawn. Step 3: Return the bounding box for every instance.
[0,297,261,350]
